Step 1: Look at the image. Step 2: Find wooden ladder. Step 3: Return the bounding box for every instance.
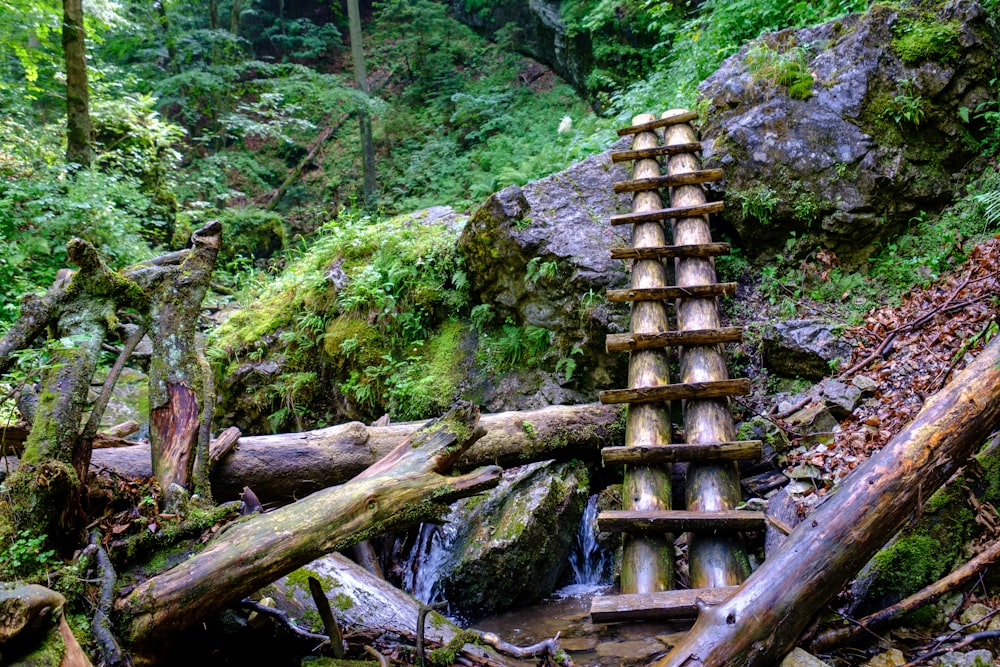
[590,110,763,623]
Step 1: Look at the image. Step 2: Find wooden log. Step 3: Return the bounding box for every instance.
[617,110,699,136]
[600,379,750,405]
[611,142,703,163]
[49,403,620,503]
[597,509,766,533]
[652,337,1000,667]
[606,283,736,302]
[591,586,738,623]
[610,201,725,226]
[602,441,762,465]
[606,327,743,352]
[665,111,747,590]
[116,402,503,656]
[620,113,675,596]
[0,583,66,644]
[614,169,724,193]
[609,243,730,260]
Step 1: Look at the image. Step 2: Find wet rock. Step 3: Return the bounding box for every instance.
[437,460,589,616]
[786,402,838,447]
[699,2,1000,266]
[958,603,1000,631]
[763,319,852,380]
[935,650,995,667]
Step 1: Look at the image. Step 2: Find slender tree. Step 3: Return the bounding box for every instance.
[62,0,93,166]
[347,0,376,204]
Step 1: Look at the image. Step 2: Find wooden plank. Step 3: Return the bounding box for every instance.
[614,169,724,194]
[611,142,702,163]
[606,327,742,352]
[617,110,699,136]
[602,441,763,465]
[609,242,730,260]
[597,509,767,533]
[610,201,724,226]
[599,378,750,405]
[606,283,737,302]
[590,587,738,623]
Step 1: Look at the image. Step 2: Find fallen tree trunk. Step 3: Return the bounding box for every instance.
[653,336,1000,667]
[78,403,620,502]
[115,402,502,660]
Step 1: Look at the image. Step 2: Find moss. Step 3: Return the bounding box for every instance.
[332,592,354,611]
[891,15,961,66]
[428,629,481,667]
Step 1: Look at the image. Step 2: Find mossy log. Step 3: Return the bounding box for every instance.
[62,403,621,503]
[652,337,1000,667]
[116,402,502,659]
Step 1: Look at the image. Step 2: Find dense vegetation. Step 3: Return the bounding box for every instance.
[3,0,1000,426]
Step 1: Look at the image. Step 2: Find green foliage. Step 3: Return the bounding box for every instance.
[259,18,343,62]
[745,42,814,100]
[891,15,961,66]
[733,186,780,226]
[878,79,926,128]
[0,530,59,578]
[476,318,551,374]
[525,258,559,286]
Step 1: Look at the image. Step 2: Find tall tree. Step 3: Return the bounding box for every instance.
[62,0,93,166]
[347,0,376,204]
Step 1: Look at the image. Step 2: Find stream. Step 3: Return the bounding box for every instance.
[402,495,686,666]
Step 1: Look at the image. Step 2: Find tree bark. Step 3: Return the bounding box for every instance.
[652,336,1000,667]
[74,402,620,503]
[63,0,93,166]
[116,403,502,658]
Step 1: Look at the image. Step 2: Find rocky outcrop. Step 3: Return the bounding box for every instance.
[458,145,632,410]
[762,319,853,379]
[699,1,1000,266]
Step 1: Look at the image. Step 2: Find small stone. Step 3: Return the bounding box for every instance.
[853,375,879,393]
[936,649,994,667]
[819,379,862,419]
[781,647,832,667]
[863,648,906,667]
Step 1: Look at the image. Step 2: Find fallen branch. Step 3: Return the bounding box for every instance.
[811,537,1000,652]
[478,630,575,667]
[652,336,1000,667]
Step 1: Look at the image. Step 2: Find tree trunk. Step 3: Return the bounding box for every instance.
[116,403,502,658]
[70,403,621,502]
[652,337,1000,667]
[229,0,240,35]
[63,0,93,166]
[347,0,376,204]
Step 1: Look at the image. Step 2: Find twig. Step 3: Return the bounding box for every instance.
[902,629,1000,667]
[477,630,576,667]
[238,599,330,643]
[417,602,447,667]
[208,426,242,467]
[365,645,389,667]
[80,325,147,444]
[307,575,345,658]
[88,529,130,666]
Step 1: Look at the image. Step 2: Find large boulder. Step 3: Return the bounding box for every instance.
[458,146,632,410]
[699,2,1000,266]
[434,460,589,616]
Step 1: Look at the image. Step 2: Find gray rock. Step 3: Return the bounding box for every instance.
[437,460,588,615]
[852,375,879,394]
[763,319,852,380]
[698,2,999,266]
[781,647,832,667]
[459,145,632,406]
[818,379,862,419]
[934,650,994,667]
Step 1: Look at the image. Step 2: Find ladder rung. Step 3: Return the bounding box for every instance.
[602,440,763,465]
[599,378,750,404]
[617,111,698,136]
[597,509,767,533]
[590,587,738,622]
[610,142,702,163]
[610,201,724,226]
[609,243,731,260]
[606,327,742,352]
[606,283,736,302]
[614,169,724,194]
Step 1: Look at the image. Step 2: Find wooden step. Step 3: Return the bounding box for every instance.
[610,142,702,163]
[613,169,724,194]
[609,242,730,260]
[609,201,724,226]
[606,326,742,352]
[599,378,750,405]
[617,110,698,136]
[597,509,767,533]
[602,440,763,465]
[606,282,737,303]
[590,586,738,623]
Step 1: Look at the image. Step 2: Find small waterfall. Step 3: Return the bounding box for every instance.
[564,494,613,593]
[403,522,456,604]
